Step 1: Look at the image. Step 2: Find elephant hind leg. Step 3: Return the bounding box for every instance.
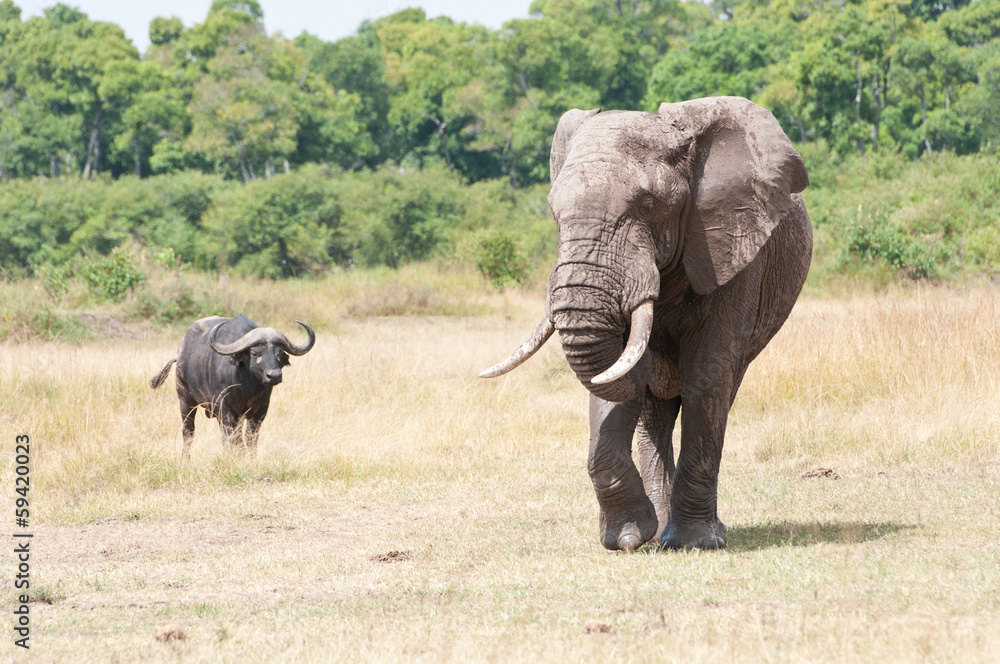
[637,392,680,540]
[588,394,658,552]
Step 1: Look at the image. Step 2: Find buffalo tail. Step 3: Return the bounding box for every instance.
[149,359,177,389]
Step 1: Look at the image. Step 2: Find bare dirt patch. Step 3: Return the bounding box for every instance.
[369,550,412,563]
[154,624,187,642]
[802,468,841,479]
[75,313,143,339]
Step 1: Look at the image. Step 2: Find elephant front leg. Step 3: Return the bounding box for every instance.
[636,392,680,540]
[588,394,658,552]
[660,360,733,550]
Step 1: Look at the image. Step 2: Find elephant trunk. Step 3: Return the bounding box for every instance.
[548,239,659,403]
[557,319,643,403]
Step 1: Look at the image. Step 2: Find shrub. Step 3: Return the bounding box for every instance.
[203,164,343,278]
[474,230,530,289]
[0,178,101,270]
[341,163,466,268]
[83,248,147,302]
[41,263,72,301]
[842,209,941,279]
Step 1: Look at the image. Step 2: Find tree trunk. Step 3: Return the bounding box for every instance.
[83,107,104,179]
[870,77,881,144]
[921,86,931,154]
[429,117,451,166]
[133,136,141,178]
[518,72,535,108]
[855,58,862,122]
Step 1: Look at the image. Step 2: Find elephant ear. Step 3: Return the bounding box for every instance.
[550,108,601,184]
[658,97,808,295]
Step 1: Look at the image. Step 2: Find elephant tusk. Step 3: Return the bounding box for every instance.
[592,300,655,385]
[479,317,556,378]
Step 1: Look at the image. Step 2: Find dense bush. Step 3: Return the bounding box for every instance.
[803,150,1000,283]
[202,164,345,278]
[202,162,480,276]
[2,147,999,290]
[473,230,530,289]
[83,248,147,302]
[0,172,229,273]
[842,210,943,279]
[0,163,546,278]
[0,178,101,272]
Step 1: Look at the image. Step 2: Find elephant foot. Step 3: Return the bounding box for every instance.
[599,500,659,552]
[660,519,727,550]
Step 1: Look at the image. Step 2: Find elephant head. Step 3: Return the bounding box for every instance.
[482,97,808,403]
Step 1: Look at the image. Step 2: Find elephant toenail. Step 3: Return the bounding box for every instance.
[618,534,641,552]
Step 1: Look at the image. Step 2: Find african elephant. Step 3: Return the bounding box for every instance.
[481,97,811,551]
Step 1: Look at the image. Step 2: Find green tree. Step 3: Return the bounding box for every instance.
[185,26,298,181]
[149,16,184,46]
[296,23,390,165]
[0,7,139,177]
[645,22,772,106]
[891,32,972,154]
[374,10,492,173]
[100,60,187,176]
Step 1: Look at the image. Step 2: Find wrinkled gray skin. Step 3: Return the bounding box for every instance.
[150,315,315,457]
[483,97,812,551]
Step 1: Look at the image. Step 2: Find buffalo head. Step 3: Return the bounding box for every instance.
[209,319,316,386]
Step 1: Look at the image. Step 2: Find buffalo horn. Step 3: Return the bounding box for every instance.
[277,320,316,356]
[209,322,271,356]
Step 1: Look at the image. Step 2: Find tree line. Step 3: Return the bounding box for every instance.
[2,0,999,282]
[2,0,998,186]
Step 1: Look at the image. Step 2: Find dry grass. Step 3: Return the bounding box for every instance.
[3,283,1000,662]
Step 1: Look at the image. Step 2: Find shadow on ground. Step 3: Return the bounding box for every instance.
[724,521,913,552]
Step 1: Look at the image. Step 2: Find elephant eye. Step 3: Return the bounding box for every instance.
[639,195,656,213]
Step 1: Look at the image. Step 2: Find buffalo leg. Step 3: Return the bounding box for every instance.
[219,413,241,449]
[588,394,658,552]
[636,392,680,540]
[179,401,198,459]
[244,418,262,454]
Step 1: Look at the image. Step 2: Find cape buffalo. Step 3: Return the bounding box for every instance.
[150,315,316,457]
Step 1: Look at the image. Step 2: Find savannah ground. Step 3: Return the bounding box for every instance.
[3,269,1000,662]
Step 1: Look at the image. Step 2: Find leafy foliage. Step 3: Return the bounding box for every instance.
[474,230,530,289]
[842,210,942,279]
[83,247,146,302]
[1,0,1000,287]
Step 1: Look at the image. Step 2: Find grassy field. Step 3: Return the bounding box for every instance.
[3,278,1000,662]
